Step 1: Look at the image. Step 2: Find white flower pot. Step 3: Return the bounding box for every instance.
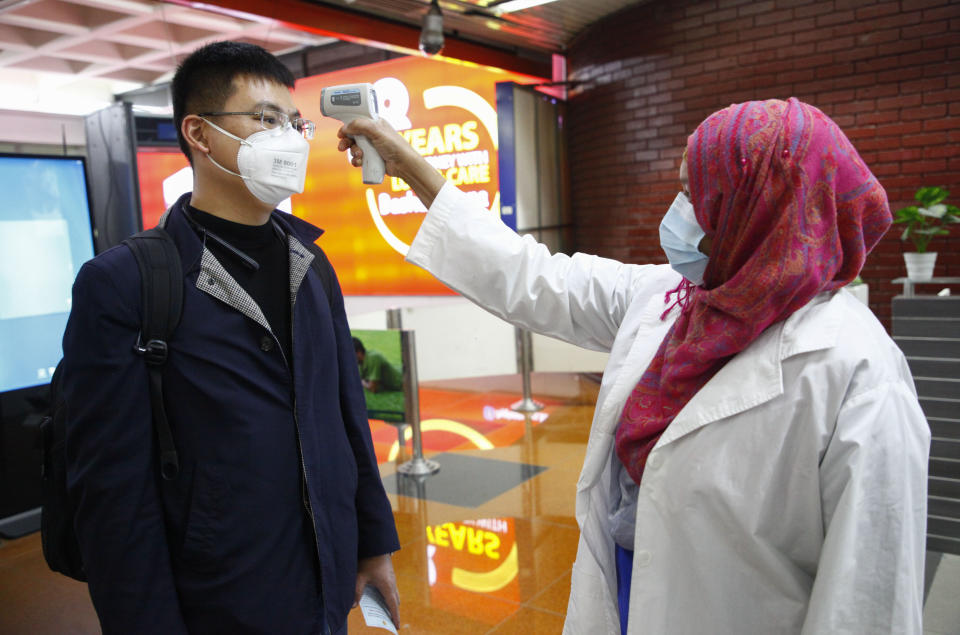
[847,283,869,306]
[903,252,937,281]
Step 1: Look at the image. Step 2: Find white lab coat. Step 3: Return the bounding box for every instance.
[406,183,930,634]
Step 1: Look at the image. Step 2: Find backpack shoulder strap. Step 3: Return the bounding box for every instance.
[305,241,335,306]
[125,227,183,341]
[123,227,183,480]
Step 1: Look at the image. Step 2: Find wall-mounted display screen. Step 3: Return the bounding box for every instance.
[0,154,95,393]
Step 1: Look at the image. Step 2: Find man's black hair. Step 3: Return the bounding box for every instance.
[171,41,295,164]
[352,337,366,354]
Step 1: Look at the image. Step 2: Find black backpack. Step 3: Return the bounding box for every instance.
[39,223,336,581]
[40,227,183,581]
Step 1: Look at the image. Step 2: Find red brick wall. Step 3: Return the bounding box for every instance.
[566,0,960,326]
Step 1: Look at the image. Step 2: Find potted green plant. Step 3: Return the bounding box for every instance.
[893,186,960,281]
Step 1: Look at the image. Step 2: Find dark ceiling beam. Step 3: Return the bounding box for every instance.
[163,0,552,79]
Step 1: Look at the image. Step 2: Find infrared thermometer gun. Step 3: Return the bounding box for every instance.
[320,83,385,184]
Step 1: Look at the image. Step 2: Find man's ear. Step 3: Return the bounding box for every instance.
[182,115,209,158]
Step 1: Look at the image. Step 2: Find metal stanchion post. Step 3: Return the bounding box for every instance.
[511,327,544,413]
[386,307,402,330]
[384,308,408,450]
[397,329,439,476]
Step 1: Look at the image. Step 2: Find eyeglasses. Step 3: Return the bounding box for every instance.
[197,108,316,140]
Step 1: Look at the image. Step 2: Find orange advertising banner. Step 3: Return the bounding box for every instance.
[137,149,190,231]
[294,56,541,295]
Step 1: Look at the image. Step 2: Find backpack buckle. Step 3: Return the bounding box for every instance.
[134,334,168,365]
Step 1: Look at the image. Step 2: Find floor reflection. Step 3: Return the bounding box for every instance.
[382,454,547,507]
[367,389,559,464]
[426,517,520,624]
[355,372,598,633]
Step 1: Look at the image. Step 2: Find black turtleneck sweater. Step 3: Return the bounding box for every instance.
[187,205,292,365]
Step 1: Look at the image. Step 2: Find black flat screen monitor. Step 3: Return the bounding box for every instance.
[0,153,95,538]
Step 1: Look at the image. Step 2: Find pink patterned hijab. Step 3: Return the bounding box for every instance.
[615,98,892,486]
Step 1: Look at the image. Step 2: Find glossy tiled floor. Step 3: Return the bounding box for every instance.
[3,372,958,634]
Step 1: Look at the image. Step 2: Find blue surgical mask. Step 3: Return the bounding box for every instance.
[659,192,708,286]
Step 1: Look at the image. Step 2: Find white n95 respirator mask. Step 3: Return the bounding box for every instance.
[659,192,709,286]
[202,118,310,207]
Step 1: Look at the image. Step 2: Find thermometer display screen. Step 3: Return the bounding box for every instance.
[331,91,362,106]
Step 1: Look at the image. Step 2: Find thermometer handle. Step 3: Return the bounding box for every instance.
[355,134,385,185]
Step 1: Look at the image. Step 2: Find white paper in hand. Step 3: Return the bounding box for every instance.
[359,585,398,634]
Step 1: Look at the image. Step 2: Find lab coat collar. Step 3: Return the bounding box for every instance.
[658,289,843,448]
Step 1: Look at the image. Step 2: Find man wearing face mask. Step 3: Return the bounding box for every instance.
[60,41,400,634]
[337,99,927,634]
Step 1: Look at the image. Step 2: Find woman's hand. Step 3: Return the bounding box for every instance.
[337,118,446,207]
[336,118,414,177]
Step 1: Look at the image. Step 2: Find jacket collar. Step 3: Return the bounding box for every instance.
[158,192,325,275]
[658,289,844,447]
[159,193,320,333]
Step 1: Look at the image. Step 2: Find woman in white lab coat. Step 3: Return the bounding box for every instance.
[338,98,930,634]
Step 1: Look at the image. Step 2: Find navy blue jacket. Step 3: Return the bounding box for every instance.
[62,196,399,634]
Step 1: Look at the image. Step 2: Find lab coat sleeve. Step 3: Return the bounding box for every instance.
[62,259,189,634]
[802,380,929,635]
[405,181,666,352]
